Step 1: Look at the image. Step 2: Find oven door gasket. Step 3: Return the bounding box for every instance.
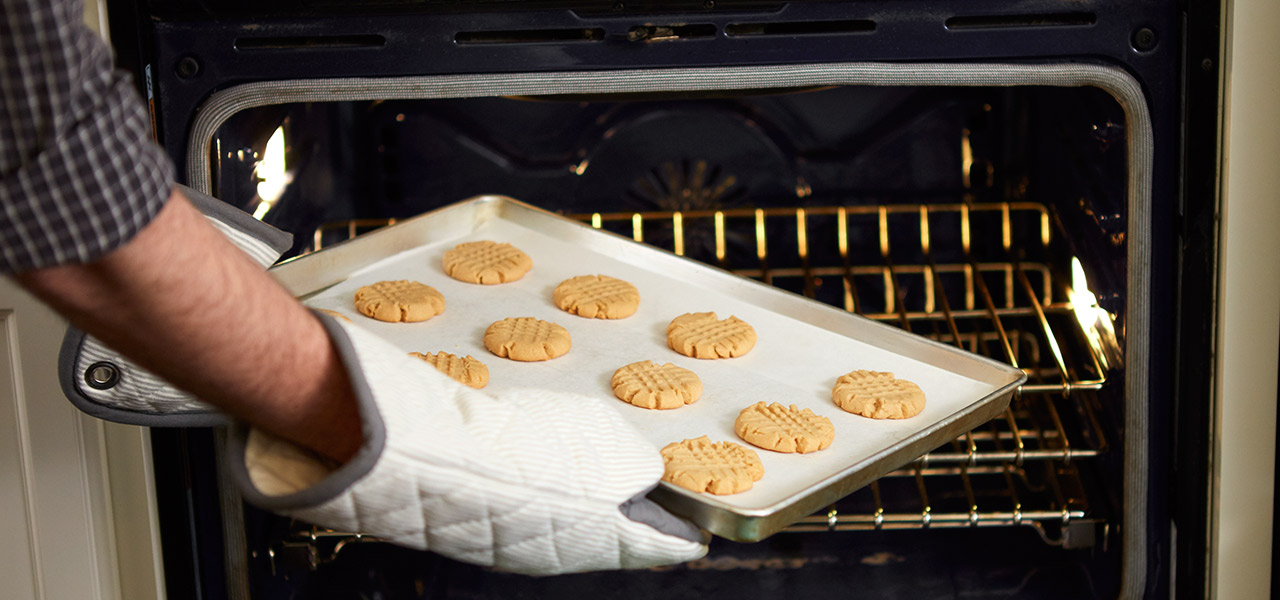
[184,61,1152,600]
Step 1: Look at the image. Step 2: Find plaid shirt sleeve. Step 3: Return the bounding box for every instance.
[0,0,174,273]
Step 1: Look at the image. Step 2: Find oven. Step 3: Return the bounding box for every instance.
[81,0,1236,598]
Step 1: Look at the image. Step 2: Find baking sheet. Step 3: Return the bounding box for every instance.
[273,196,1025,541]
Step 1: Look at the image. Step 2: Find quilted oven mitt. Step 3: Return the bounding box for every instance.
[58,184,290,427]
[226,315,709,574]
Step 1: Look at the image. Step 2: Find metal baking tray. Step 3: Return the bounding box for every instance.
[270,195,1026,542]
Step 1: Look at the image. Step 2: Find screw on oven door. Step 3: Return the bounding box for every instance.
[1131,28,1157,52]
[85,362,120,390]
[175,56,201,79]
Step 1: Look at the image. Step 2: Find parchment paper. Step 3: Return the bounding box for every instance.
[301,214,1001,513]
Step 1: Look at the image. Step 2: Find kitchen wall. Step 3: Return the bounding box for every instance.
[1212,0,1280,598]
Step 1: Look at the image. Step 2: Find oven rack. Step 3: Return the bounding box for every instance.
[267,389,1103,574]
[312,201,1116,401]
[294,200,1117,557]
[787,388,1103,546]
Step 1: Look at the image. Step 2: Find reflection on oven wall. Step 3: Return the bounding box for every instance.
[210,83,1130,598]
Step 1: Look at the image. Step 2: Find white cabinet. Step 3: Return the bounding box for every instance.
[0,280,165,600]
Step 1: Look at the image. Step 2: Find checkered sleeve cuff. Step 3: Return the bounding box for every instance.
[0,73,173,273]
[1,0,174,273]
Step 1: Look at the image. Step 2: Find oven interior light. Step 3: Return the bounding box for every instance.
[754,209,767,260]
[1069,257,1101,321]
[795,208,808,258]
[253,125,291,220]
[714,211,726,262]
[672,212,685,256]
[1068,257,1122,370]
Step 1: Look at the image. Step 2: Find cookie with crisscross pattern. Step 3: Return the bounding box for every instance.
[353,280,446,323]
[610,360,701,410]
[666,312,756,359]
[483,317,571,362]
[660,436,764,495]
[554,274,640,319]
[832,370,926,419]
[734,402,834,453]
[410,351,490,389]
[442,240,532,284]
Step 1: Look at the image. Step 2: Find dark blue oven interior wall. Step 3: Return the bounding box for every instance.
[108,1,1197,598]
[219,85,1130,308]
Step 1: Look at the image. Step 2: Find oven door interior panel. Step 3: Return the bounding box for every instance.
[149,60,1164,599]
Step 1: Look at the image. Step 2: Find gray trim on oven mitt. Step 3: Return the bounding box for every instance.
[59,329,230,427]
[177,183,293,265]
[618,485,705,544]
[226,316,708,575]
[57,184,293,427]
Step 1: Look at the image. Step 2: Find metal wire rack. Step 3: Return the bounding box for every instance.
[564,201,1116,544]
[290,199,1119,567]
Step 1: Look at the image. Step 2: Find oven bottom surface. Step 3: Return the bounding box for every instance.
[254,527,1118,599]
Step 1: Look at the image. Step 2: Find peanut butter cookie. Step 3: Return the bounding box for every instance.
[353,280,446,323]
[410,351,490,389]
[553,274,640,319]
[734,401,834,453]
[483,317,572,362]
[660,436,765,495]
[666,312,756,359]
[442,240,532,284]
[832,370,926,419]
[610,360,702,410]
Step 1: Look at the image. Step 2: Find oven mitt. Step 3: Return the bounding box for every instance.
[58,184,292,427]
[225,316,710,575]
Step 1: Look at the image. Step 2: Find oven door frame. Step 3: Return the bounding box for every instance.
[102,2,1202,598]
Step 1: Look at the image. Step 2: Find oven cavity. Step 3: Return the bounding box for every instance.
[184,59,1145,595]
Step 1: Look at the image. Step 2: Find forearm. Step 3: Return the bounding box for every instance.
[14,190,363,463]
